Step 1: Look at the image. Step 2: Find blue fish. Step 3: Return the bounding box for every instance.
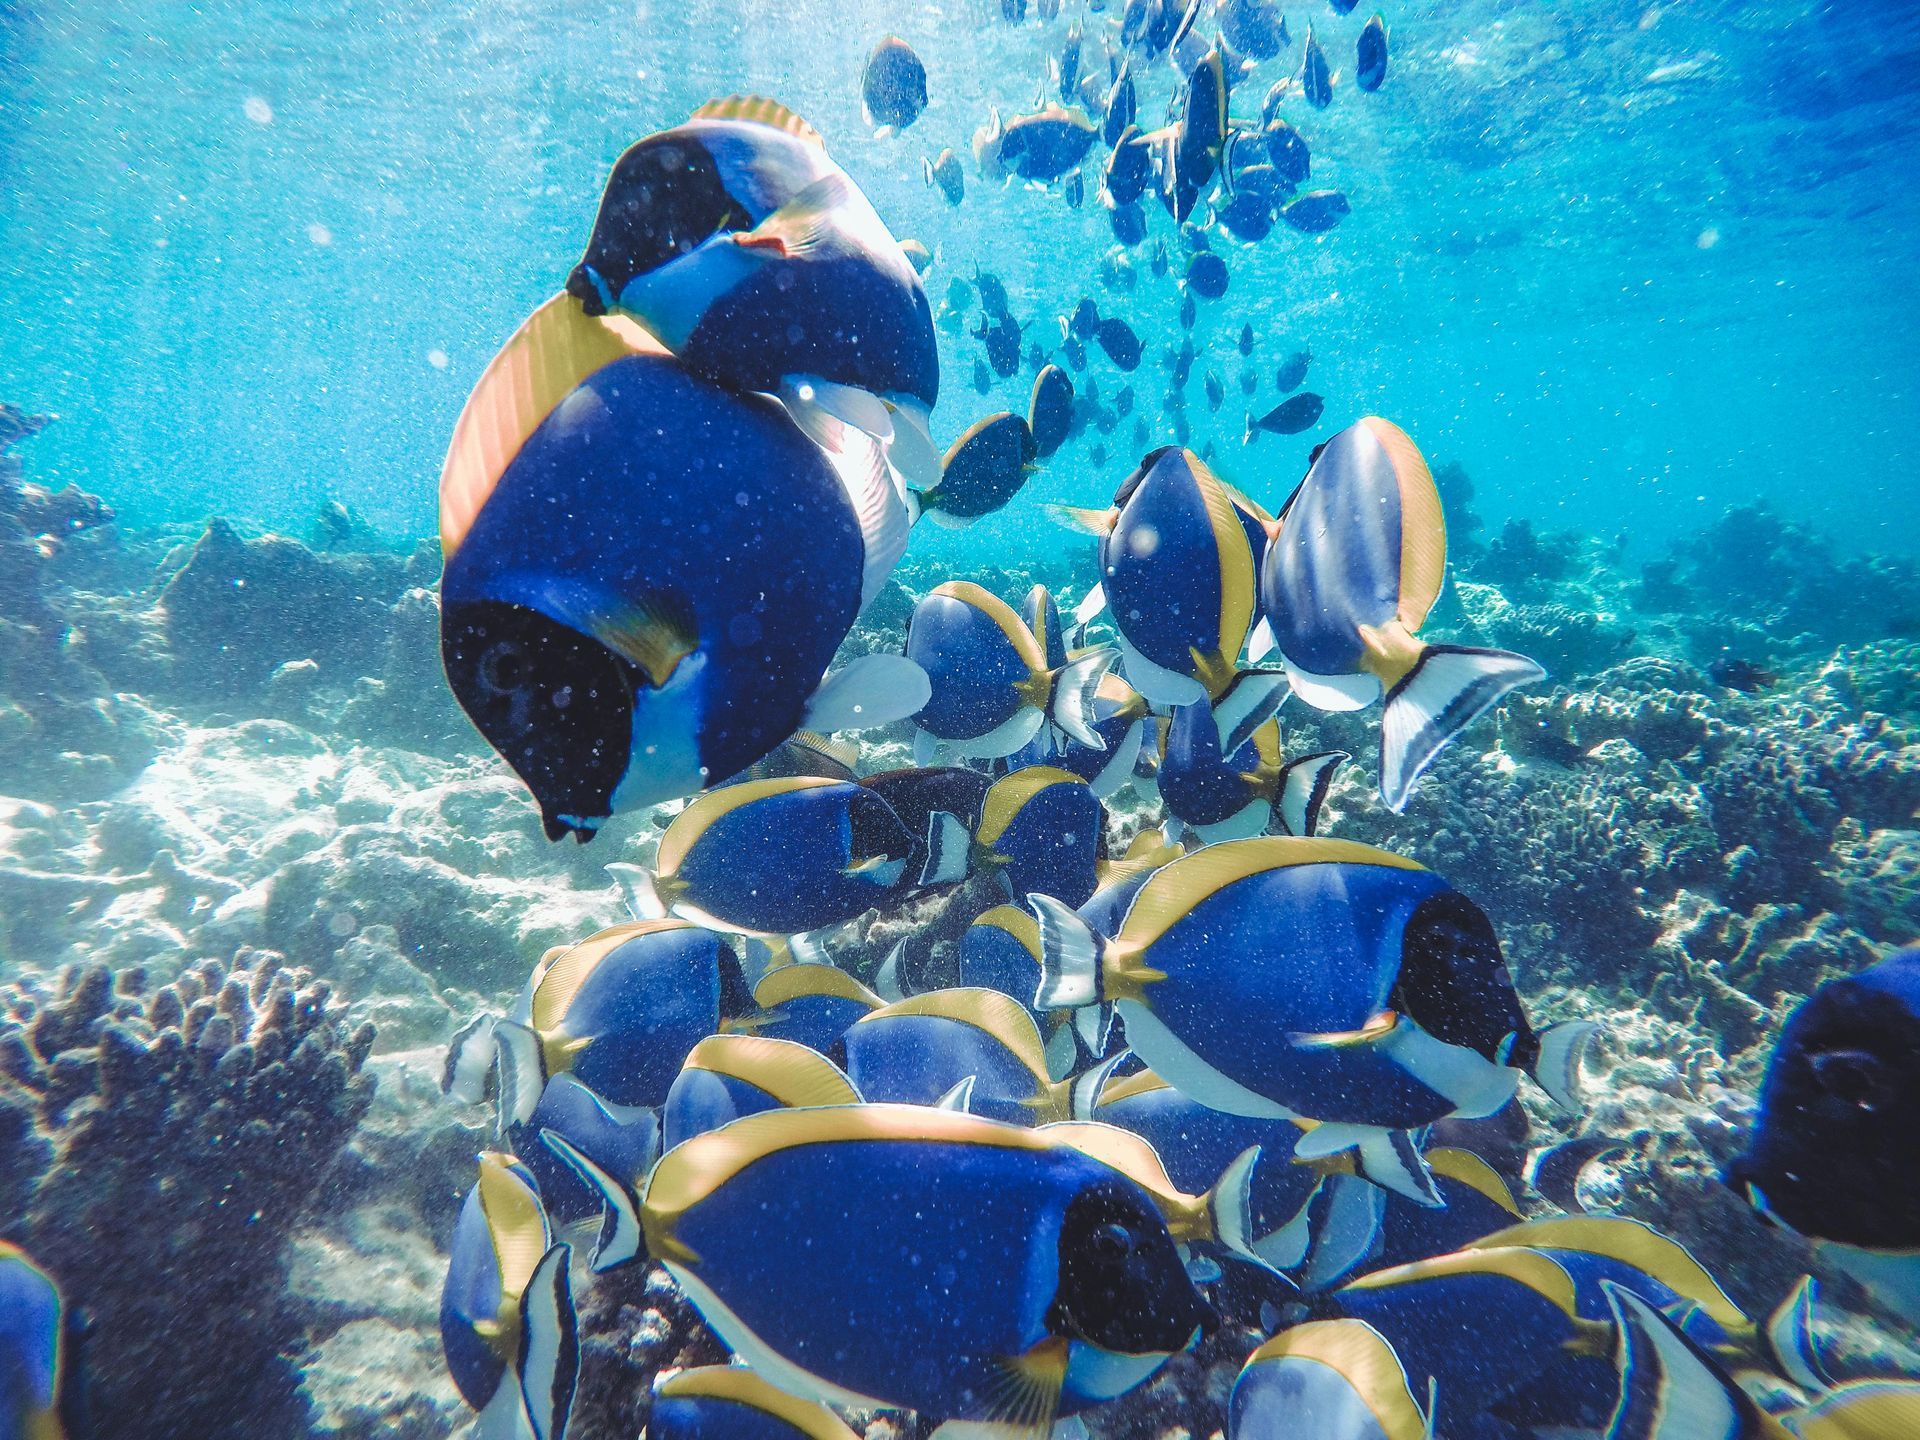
[514,1074,661,1229]
[1001,670,1152,799]
[1029,838,1597,1197]
[958,904,1088,1077]
[1029,366,1076,460]
[1357,16,1389,92]
[1156,690,1346,843]
[736,962,884,1054]
[438,293,926,838]
[855,765,993,883]
[841,988,1117,1125]
[660,1033,862,1152]
[1360,1145,1525,1278]
[907,582,1114,761]
[1258,418,1544,810]
[438,1154,578,1440]
[1299,24,1334,108]
[916,413,1038,528]
[0,1242,65,1440]
[1231,1318,1433,1440]
[922,765,1108,907]
[650,1367,862,1440]
[1059,447,1259,706]
[566,96,941,489]
[628,777,917,936]
[578,1105,1214,1429]
[1726,946,1920,1320]
[477,921,753,1130]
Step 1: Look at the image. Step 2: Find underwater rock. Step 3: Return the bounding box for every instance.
[0,952,375,1440]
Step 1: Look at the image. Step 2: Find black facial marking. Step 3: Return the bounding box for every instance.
[1394,890,1527,1065]
[570,136,746,308]
[1049,1179,1214,1353]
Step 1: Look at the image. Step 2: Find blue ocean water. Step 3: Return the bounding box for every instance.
[2,0,1917,559]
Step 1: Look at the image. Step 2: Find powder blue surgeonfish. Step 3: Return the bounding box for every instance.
[1029,838,1598,1201]
[735,963,885,1054]
[438,293,926,839]
[1257,418,1544,811]
[920,765,1108,907]
[1230,1319,1434,1440]
[659,1033,863,1151]
[566,96,942,489]
[650,1367,863,1440]
[1156,692,1346,844]
[1002,670,1152,800]
[0,1242,65,1440]
[1060,447,1259,707]
[627,776,918,935]
[574,1104,1216,1431]
[907,582,1115,762]
[439,1154,578,1440]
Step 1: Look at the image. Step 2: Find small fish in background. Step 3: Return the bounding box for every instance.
[1109,199,1149,245]
[1027,340,1049,372]
[1102,63,1137,145]
[1132,416,1152,449]
[862,36,928,134]
[594,1105,1213,1431]
[923,148,966,204]
[1299,24,1335,108]
[1064,170,1085,208]
[1263,115,1311,184]
[311,498,364,551]
[1726,946,1920,1321]
[1028,837,1597,1199]
[1178,290,1197,329]
[1258,417,1546,809]
[1283,188,1351,233]
[1245,391,1324,439]
[1058,16,1084,100]
[1356,14,1389,92]
[1239,367,1258,395]
[972,356,993,393]
[1094,315,1143,370]
[0,1242,68,1440]
[438,295,924,837]
[1218,0,1288,62]
[1203,370,1224,411]
[1113,382,1135,417]
[1274,347,1311,391]
[566,96,940,484]
[1090,440,1109,466]
[999,102,1099,181]
[1062,332,1090,368]
[658,1033,862,1151]
[916,412,1039,527]
[1157,698,1347,843]
[975,265,1011,317]
[1708,653,1779,693]
[1103,123,1153,205]
[626,775,919,936]
[1187,251,1229,299]
[1029,364,1076,457]
[975,308,1024,376]
[1068,297,1102,339]
[1238,324,1255,357]
[1149,237,1171,277]
[650,1367,862,1440]
[905,581,1113,761]
[439,1155,577,1440]
[898,236,932,273]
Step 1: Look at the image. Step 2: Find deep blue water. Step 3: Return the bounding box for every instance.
[1,0,1917,562]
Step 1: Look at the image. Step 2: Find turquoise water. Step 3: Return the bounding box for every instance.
[4,0,1917,557]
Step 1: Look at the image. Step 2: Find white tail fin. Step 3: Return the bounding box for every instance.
[606,862,667,921]
[1029,894,1105,1011]
[1273,750,1346,837]
[516,1243,579,1440]
[1209,1146,1265,1269]
[493,1020,548,1135]
[804,653,931,732]
[1213,669,1288,757]
[873,939,911,1002]
[1379,644,1545,811]
[540,1130,644,1273]
[1764,1276,1835,1394]
[1529,1019,1600,1112]
[443,1013,499,1105]
[1050,649,1118,750]
[1296,1123,1441,1208]
[920,810,976,887]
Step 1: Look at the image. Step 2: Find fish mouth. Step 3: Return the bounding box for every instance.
[567,262,615,317]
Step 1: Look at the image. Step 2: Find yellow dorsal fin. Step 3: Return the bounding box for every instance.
[1245,1320,1429,1440]
[681,1034,862,1109]
[528,920,691,1033]
[862,988,1052,1083]
[691,94,824,147]
[477,1152,549,1308]
[750,962,884,1012]
[1464,1216,1748,1330]
[1424,1148,1523,1217]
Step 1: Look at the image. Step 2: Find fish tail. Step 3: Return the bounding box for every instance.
[1601,1282,1778,1440]
[492,1020,549,1135]
[918,810,977,887]
[1206,1146,1268,1271]
[1047,648,1117,749]
[1378,642,1545,811]
[497,1241,579,1440]
[1028,894,1105,1011]
[1295,1122,1441,1209]
[1764,1276,1836,1394]
[1242,411,1258,445]
[1067,1051,1128,1121]
[442,1012,500,1105]
[540,1130,647,1274]
[1268,750,1347,838]
[1513,1018,1601,1113]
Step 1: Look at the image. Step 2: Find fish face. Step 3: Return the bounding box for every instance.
[442,601,634,840]
[569,135,741,317]
[1050,1178,1215,1353]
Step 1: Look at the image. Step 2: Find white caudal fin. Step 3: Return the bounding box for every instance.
[540,1130,645,1273]
[1530,1019,1601,1112]
[1296,1123,1442,1208]
[872,939,911,1002]
[1764,1276,1835,1394]
[605,862,667,921]
[1283,659,1379,713]
[443,1013,500,1105]
[1379,643,1545,811]
[1601,1282,1769,1440]
[1050,649,1118,750]
[804,653,931,732]
[919,810,976,887]
[1029,894,1105,1012]
[492,1020,549,1136]
[519,1243,579,1440]
[1213,669,1288,757]
[1209,1146,1267,1270]
[1068,1052,1129,1121]
[1273,751,1347,838]
[1297,1175,1388,1292]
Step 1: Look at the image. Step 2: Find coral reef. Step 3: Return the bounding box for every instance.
[0,954,375,1439]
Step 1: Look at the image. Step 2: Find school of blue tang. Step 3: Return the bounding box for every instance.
[357,19,1920,1440]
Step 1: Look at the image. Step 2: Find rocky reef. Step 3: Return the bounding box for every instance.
[1,407,1915,1435]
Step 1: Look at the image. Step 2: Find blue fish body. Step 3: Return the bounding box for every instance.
[907,582,1053,753]
[439,296,906,837]
[1363,1148,1523,1274]
[980,767,1105,907]
[743,964,884,1054]
[642,1106,1212,1423]
[513,1076,661,1228]
[1231,1319,1432,1440]
[652,778,916,935]
[1158,701,1257,825]
[843,990,1070,1125]
[0,1244,63,1440]
[1001,673,1149,799]
[1097,448,1256,704]
[662,1034,863,1151]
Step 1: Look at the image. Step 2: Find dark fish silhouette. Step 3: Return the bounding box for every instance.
[1186,251,1229,299]
[1283,189,1349,232]
[1245,391,1323,439]
[1275,348,1310,391]
[1357,15,1388,92]
[863,37,929,131]
[923,149,965,205]
[1300,24,1333,109]
[1095,317,1143,370]
[1238,324,1255,356]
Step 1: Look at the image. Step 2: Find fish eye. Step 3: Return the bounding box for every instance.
[1088,1222,1133,1259]
[479,642,530,695]
[1810,1049,1885,1109]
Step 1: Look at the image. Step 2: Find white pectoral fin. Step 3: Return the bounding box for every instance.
[810,419,909,611]
[737,174,853,258]
[516,1243,579,1440]
[1283,659,1379,713]
[1378,643,1545,812]
[884,397,944,492]
[1072,580,1108,625]
[1208,1146,1266,1269]
[1029,893,1105,1011]
[872,939,911,1002]
[1114,632,1206,707]
[1297,1175,1387,1292]
[605,862,666,921]
[1245,616,1276,664]
[804,653,931,732]
[540,1130,644,1273]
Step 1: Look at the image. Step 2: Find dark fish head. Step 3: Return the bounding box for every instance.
[442,601,634,841]
[1050,1177,1215,1352]
[570,134,738,315]
[1725,948,1920,1248]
